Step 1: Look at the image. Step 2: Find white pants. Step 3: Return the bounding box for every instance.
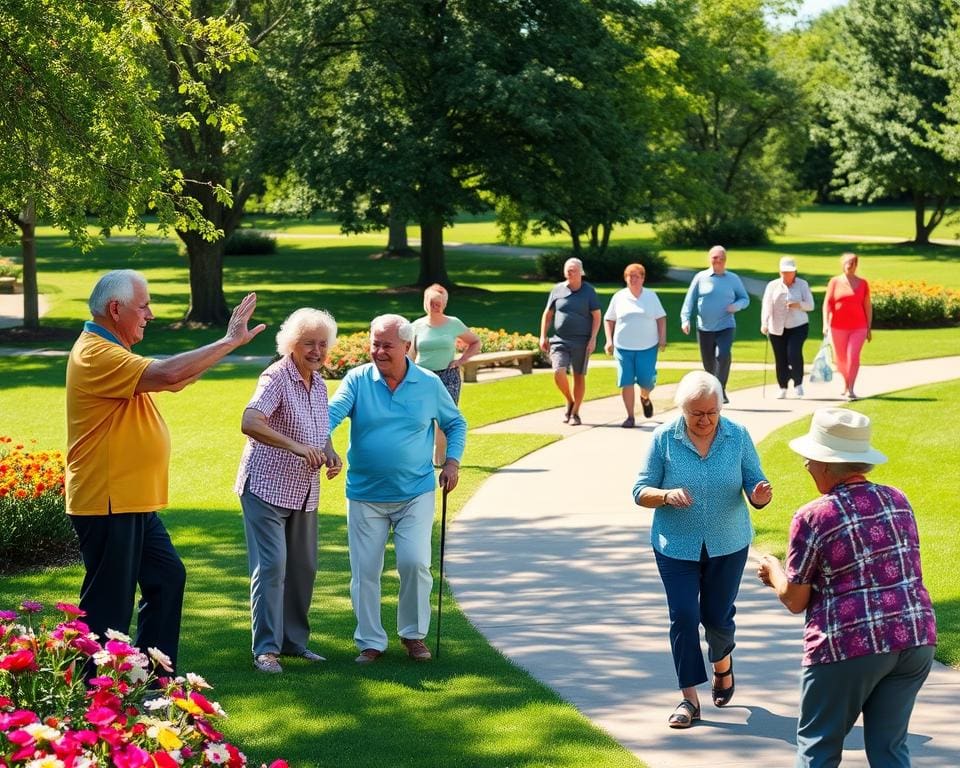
[347,491,434,651]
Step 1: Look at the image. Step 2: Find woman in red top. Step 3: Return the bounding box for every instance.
[823,252,872,400]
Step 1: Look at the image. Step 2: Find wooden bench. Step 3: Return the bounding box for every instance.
[460,350,538,383]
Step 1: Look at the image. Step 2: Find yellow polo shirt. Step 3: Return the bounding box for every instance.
[65,326,170,515]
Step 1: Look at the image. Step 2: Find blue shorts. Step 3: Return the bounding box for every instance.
[614,345,658,390]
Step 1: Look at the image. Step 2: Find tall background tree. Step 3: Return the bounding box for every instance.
[827,0,960,244]
[0,0,220,330]
[654,0,807,245]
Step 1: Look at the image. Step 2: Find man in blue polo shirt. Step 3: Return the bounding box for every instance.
[328,314,467,664]
[680,246,750,402]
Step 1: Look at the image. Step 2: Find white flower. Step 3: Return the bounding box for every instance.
[24,723,61,742]
[127,664,149,685]
[92,649,112,667]
[143,696,172,711]
[149,647,174,672]
[104,628,132,643]
[185,672,211,689]
[204,743,230,765]
[25,757,65,768]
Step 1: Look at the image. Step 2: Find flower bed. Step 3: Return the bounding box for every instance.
[871,280,960,328]
[0,601,286,768]
[0,438,77,573]
[322,327,546,379]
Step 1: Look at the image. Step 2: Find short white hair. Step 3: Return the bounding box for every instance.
[674,370,723,410]
[564,257,585,275]
[275,308,338,356]
[422,283,449,314]
[88,270,148,316]
[370,313,413,342]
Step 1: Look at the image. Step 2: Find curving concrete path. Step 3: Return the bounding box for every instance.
[447,356,960,768]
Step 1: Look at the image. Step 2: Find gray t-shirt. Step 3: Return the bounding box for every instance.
[546,281,600,343]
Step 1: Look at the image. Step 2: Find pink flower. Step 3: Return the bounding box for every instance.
[0,649,37,673]
[0,610,17,621]
[112,743,152,768]
[0,710,38,731]
[267,761,289,768]
[55,602,85,617]
[193,718,224,742]
[85,705,120,727]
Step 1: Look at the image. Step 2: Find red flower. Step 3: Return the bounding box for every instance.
[0,709,38,731]
[55,602,85,617]
[150,751,180,768]
[0,649,37,673]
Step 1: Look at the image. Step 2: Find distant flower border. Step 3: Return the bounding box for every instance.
[0,601,287,768]
[872,280,960,328]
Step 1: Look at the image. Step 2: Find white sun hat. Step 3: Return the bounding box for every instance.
[779,257,797,272]
[788,408,887,464]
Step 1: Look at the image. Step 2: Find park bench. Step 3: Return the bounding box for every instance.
[460,350,538,383]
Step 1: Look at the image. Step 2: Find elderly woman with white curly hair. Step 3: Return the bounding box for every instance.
[633,370,772,729]
[235,307,343,674]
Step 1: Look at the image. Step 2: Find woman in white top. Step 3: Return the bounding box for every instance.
[760,257,815,398]
[603,263,667,427]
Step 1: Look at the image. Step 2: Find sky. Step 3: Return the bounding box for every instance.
[796,0,847,20]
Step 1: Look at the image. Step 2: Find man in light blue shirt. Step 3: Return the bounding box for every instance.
[328,314,466,664]
[680,246,749,401]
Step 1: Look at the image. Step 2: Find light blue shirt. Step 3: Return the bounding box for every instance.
[328,359,467,502]
[680,269,750,332]
[632,416,767,560]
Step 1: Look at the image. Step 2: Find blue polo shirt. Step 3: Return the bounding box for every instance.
[632,416,767,560]
[328,359,467,502]
[680,269,750,332]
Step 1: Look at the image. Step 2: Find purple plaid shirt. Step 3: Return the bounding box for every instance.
[234,356,330,511]
[786,481,937,666]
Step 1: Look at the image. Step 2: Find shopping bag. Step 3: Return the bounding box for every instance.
[809,338,833,383]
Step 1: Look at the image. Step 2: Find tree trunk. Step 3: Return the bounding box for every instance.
[589,224,599,250]
[416,220,450,287]
[386,208,413,255]
[569,228,582,256]
[179,231,230,324]
[18,202,39,330]
[599,222,612,254]
[912,193,930,245]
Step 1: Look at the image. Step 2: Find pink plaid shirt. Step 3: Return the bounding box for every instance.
[235,356,330,511]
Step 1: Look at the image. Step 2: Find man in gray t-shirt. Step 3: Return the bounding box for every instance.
[539,257,601,426]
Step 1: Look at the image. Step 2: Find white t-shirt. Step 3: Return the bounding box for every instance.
[604,287,666,350]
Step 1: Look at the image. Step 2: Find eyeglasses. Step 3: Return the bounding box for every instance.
[685,410,719,420]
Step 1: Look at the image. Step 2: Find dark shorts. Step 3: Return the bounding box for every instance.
[549,341,589,375]
[433,366,462,404]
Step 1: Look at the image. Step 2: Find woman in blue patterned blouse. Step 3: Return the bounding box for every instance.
[633,371,772,728]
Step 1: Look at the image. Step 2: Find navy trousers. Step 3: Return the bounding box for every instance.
[71,511,186,671]
[696,327,735,392]
[654,544,748,689]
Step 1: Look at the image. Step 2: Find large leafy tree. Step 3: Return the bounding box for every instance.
[0,0,220,329]
[655,0,807,245]
[827,0,960,244]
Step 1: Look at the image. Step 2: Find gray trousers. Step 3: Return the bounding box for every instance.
[347,491,434,651]
[795,645,935,768]
[240,487,318,657]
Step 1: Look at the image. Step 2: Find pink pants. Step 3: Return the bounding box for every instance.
[831,327,868,393]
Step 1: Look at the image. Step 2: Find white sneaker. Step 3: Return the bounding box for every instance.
[795,385,804,397]
[777,389,787,399]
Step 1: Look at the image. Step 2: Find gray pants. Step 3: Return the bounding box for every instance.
[347,492,434,651]
[795,645,935,768]
[240,487,318,657]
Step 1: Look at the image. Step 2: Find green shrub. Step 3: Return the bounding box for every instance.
[322,326,548,379]
[872,280,960,328]
[657,218,771,247]
[223,228,277,256]
[0,257,22,279]
[536,246,669,283]
[0,437,77,573]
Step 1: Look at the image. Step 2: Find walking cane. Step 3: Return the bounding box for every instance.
[762,333,769,398]
[435,481,450,660]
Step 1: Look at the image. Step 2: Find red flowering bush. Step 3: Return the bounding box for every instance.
[0,601,287,768]
[0,438,77,573]
[871,280,960,328]
[322,327,546,379]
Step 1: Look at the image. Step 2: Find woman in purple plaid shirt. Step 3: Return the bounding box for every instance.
[235,308,343,674]
[758,409,937,768]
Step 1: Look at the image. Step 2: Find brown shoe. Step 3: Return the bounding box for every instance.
[355,648,384,664]
[401,637,432,661]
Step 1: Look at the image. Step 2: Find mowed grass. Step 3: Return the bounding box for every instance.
[0,359,648,768]
[753,379,960,667]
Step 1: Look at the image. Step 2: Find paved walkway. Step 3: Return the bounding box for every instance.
[447,356,960,768]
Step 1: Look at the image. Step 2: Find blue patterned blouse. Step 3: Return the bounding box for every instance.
[633,416,768,561]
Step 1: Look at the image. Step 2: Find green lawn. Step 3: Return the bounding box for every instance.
[754,379,960,667]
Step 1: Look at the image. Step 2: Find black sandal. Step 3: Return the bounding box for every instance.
[562,404,573,423]
[667,698,700,729]
[712,659,735,707]
[641,397,654,419]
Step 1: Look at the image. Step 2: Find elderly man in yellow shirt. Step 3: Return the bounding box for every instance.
[66,269,264,672]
